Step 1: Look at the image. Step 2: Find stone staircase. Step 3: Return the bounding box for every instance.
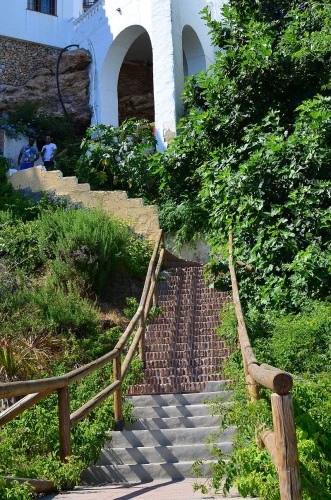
[8,166,159,241]
[84,381,235,484]
[84,263,235,486]
[128,263,231,395]
[8,167,238,492]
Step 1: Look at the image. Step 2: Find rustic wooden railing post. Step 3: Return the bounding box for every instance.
[57,386,71,462]
[138,313,146,367]
[241,339,260,401]
[113,354,123,431]
[271,393,302,500]
[152,269,157,307]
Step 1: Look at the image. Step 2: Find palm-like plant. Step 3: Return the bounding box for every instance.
[0,335,57,382]
[0,335,59,410]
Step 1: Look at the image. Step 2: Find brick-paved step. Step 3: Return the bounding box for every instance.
[127,380,226,395]
[144,350,227,359]
[142,344,226,354]
[129,264,231,395]
[143,366,222,377]
[137,373,224,385]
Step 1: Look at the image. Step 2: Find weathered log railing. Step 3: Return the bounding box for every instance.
[229,230,302,500]
[0,229,164,465]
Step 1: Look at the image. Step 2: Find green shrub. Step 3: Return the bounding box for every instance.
[209,300,331,499]
[36,208,151,292]
[0,178,150,496]
[0,477,34,500]
[267,302,331,374]
[1,207,151,291]
[75,120,157,199]
[24,277,101,338]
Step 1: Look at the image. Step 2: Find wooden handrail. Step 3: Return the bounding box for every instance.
[70,380,121,428]
[228,228,302,500]
[0,229,165,469]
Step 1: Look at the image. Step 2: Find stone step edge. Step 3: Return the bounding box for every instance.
[85,459,219,473]
[126,391,231,404]
[107,441,233,452]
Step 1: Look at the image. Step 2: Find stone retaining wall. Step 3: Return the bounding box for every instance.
[0,36,61,87]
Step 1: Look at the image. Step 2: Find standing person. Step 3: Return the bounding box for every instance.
[17,136,40,170]
[41,135,57,170]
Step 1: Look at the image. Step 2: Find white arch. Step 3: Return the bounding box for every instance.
[100,25,150,126]
[182,25,206,78]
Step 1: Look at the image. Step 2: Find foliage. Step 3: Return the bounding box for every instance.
[200,300,331,499]
[185,14,331,493]
[256,302,331,374]
[75,120,157,198]
[0,333,58,382]
[158,198,208,249]
[1,207,151,292]
[204,99,331,309]
[0,361,141,496]
[150,0,331,309]
[0,478,34,500]
[0,101,77,143]
[124,297,140,319]
[0,183,150,497]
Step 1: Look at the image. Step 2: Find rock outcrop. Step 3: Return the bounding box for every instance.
[0,36,91,128]
[118,61,154,123]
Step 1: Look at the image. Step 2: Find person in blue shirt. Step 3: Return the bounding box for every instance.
[17,136,40,170]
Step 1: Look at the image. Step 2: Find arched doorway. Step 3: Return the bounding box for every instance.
[101,26,154,126]
[182,25,206,78]
[118,31,154,123]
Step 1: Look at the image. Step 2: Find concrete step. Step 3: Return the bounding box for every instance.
[127,391,232,407]
[108,426,235,448]
[204,381,229,392]
[126,414,220,430]
[97,441,233,466]
[127,382,206,395]
[83,459,218,484]
[132,403,224,419]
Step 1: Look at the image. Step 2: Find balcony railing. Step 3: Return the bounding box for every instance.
[83,0,98,11]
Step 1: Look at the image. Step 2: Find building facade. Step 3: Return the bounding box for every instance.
[0,0,223,150]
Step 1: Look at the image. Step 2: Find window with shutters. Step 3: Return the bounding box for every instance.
[27,0,57,16]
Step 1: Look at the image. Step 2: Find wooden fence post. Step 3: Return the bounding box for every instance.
[271,393,302,500]
[242,347,259,401]
[113,354,123,431]
[57,387,71,462]
[138,314,146,368]
[152,270,157,307]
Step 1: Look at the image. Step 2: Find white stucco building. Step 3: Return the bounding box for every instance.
[1,0,224,150]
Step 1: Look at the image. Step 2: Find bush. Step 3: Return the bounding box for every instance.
[0,163,151,496]
[75,120,157,199]
[207,300,331,499]
[1,207,151,291]
[266,302,331,374]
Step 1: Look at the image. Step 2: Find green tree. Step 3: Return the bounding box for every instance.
[153,0,331,308]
